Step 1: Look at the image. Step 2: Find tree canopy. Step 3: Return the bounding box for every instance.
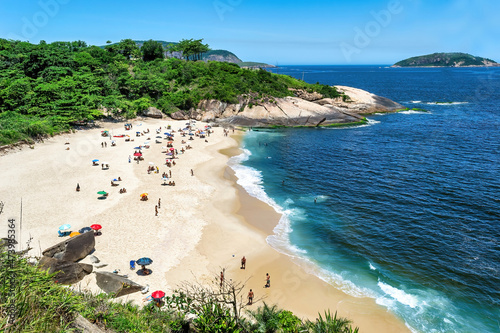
[141,40,164,61]
[0,38,341,145]
[173,38,210,61]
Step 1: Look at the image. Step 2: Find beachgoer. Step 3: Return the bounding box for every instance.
[169,170,172,178]
[101,142,103,148]
[129,156,131,163]
[158,198,161,209]
[155,205,158,216]
[76,183,80,192]
[104,142,107,147]
[248,289,254,305]
[241,256,246,269]
[314,198,317,203]
[265,273,270,288]
[191,169,194,176]
[118,177,122,181]
[220,271,224,287]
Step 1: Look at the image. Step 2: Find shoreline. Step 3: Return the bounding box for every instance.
[197,130,411,332]
[0,119,409,332]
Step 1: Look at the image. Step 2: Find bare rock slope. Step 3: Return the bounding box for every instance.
[180,86,403,127]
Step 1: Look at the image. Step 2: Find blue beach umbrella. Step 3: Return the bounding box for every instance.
[79,227,92,233]
[59,224,71,231]
[134,146,142,150]
[92,159,99,162]
[136,257,153,266]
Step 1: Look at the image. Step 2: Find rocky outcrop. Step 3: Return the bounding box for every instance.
[95,271,144,297]
[172,86,403,127]
[142,107,163,118]
[39,256,93,285]
[42,231,95,262]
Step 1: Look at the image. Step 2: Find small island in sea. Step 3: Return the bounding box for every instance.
[392,52,499,67]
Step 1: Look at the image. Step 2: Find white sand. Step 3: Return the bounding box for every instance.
[0,119,409,332]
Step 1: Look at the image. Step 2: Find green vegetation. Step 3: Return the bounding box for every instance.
[397,107,428,112]
[0,38,341,145]
[238,62,273,68]
[1,251,359,332]
[393,52,498,67]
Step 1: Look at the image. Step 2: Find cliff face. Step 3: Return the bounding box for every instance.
[170,86,403,127]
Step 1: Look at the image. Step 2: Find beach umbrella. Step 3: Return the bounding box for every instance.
[101,161,109,165]
[134,146,142,149]
[97,191,107,195]
[136,257,153,266]
[70,231,80,237]
[136,131,141,134]
[79,227,92,233]
[167,141,173,144]
[169,148,175,151]
[164,132,170,135]
[140,193,148,197]
[149,162,155,165]
[59,224,71,231]
[166,153,173,156]
[112,178,118,181]
[151,290,165,299]
[92,159,99,162]
[134,152,142,157]
[189,133,194,136]
[144,141,150,144]
[156,136,162,138]
[90,224,102,231]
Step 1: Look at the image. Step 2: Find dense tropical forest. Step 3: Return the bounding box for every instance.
[0,38,341,145]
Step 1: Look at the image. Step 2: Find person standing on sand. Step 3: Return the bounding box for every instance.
[265,273,270,288]
[158,198,161,209]
[241,256,246,269]
[248,289,254,305]
[191,169,194,176]
[155,205,158,216]
[76,183,80,192]
[220,271,224,287]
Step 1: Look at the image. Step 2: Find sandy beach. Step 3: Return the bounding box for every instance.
[0,118,409,332]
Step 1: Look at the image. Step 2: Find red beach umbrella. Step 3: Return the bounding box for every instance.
[134,152,142,157]
[90,224,102,231]
[151,290,165,299]
[169,148,175,151]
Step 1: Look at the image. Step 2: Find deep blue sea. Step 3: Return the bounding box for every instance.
[229,66,500,332]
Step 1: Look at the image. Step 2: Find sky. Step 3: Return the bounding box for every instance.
[1,0,499,65]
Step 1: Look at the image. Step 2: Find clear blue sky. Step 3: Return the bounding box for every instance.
[1,0,498,64]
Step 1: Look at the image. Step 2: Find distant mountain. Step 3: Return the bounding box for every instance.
[393,52,499,67]
[202,50,241,63]
[101,40,243,63]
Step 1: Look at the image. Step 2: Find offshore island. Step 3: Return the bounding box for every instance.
[392,52,499,67]
[0,38,410,332]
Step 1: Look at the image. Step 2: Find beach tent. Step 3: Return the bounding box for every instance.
[59,224,71,231]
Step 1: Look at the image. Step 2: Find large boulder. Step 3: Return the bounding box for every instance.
[142,107,163,118]
[95,271,144,298]
[39,256,93,284]
[42,231,95,262]
[170,111,188,120]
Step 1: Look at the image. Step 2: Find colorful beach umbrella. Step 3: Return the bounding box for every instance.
[79,227,92,233]
[92,159,99,162]
[151,290,165,299]
[136,257,153,265]
[59,224,71,231]
[69,231,80,237]
[140,193,148,197]
[169,148,174,151]
[97,191,107,195]
[90,224,102,231]
[134,152,142,157]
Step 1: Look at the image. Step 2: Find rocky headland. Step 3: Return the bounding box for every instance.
[162,86,403,127]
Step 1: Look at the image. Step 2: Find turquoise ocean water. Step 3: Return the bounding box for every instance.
[229,66,500,332]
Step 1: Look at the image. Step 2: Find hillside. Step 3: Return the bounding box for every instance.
[103,41,243,63]
[0,39,342,144]
[393,52,499,67]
